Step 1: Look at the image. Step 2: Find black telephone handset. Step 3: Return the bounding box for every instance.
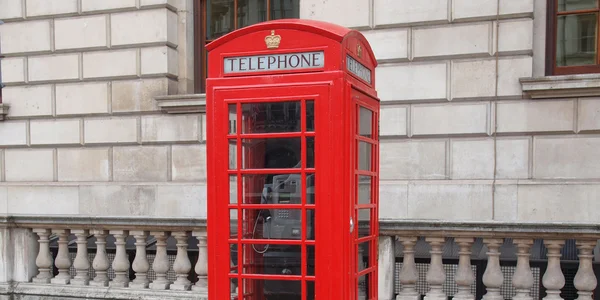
[260,186,272,221]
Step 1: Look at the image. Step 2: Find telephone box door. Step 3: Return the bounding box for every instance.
[211,84,334,300]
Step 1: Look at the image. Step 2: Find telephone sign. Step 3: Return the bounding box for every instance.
[206,19,380,300]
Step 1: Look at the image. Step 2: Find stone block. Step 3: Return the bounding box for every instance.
[81,0,136,12]
[0,0,23,19]
[496,138,530,179]
[0,187,6,213]
[498,56,532,96]
[26,0,77,17]
[413,23,491,58]
[141,115,199,142]
[361,29,408,61]
[1,57,25,83]
[533,136,600,179]
[112,78,173,112]
[300,0,369,28]
[55,15,108,50]
[517,184,600,222]
[380,140,446,180]
[56,82,109,115]
[155,185,205,217]
[501,0,534,15]
[451,139,494,179]
[140,46,178,76]
[407,182,493,220]
[0,121,27,146]
[5,149,54,181]
[140,0,178,7]
[111,9,178,46]
[83,49,138,79]
[376,62,447,101]
[30,119,81,145]
[172,144,206,181]
[411,103,489,136]
[379,182,408,219]
[7,186,79,215]
[84,117,138,144]
[28,53,80,82]
[452,0,534,20]
[113,146,168,181]
[379,106,407,136]
[0,20,50,54]
[496,99,575,133]
[579,98,600,131]
[201,114,206,141]
[375,0,447,26]
[57,148,110,181]
[493,184,518,221]
[2,85,52,117]
[451,58,496,99]
[79,185,156,216]
[498,19,534,53]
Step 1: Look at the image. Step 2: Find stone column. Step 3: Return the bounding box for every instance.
[454,238,475,300]
[110,230,130,287]
[482,239,504,300]
[150,231,171,290]
[513,239,534,300]
[172,232,192,290]
[542,240,565,300]
[396,237,419,300]
[71,229,90,285]
[50,229,71,284]
[574,240,597,300]
[90,230,110,287]
[32,228,53,283]
[130,231,150,289]
[192,230,208,292]
[378,236,395,300]
[424,237,446,300]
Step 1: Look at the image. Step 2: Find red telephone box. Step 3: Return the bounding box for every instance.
[205,19,380,300]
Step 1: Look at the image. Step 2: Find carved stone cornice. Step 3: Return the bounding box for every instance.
[154,94,206,114]
[520,74,600,99]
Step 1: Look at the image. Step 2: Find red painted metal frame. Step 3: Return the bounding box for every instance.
[206,19,379,300]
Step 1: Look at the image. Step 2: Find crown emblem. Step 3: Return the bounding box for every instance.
[357,44,363,58]
[265,30,281,49]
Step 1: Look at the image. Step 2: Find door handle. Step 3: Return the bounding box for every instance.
[350,217,354,234]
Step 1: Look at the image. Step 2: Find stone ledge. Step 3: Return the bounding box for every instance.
[520,74,600,98]
[155,94,206,114]
[0,215,206,230]
[0,103,9,121]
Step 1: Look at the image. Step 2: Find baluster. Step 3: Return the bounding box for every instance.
[110,230,130,287]
[513,239,534,300]
[90,230,110,287]
[574,240,597,300]
[396,237,419,300]
[150,231,171,290]
[172,232,192,290]
[71,229,90,285]
[130,231,150,289]
[32,228,53,283]
[424,237,446,300]
[192,231,208,292]
[543,240,565,300]
[454,238,475,300]
[482,239,504,300]
[51,229,71,284]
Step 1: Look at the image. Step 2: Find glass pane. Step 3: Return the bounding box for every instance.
[243,278,302,299]
[242,102,301,133]
[230,209,238,239]
[229,140,237,170]
[559,0,597,12]
[207,0,234,39]
[230,277,238,294]
[306,280,315,300]
[242,173,302,205]
[306,209,315,240]
[557,13,597,66]
[238,0,267,28]
[306,245,315,276]
[230,175,238,204]
[358,209,371,238]
[358,176,371,205]
[358,273,371,299]
[229,104,237,134]
[306,100,315,132]
[358,242,371,270]
[359,107,373,138]
[358,141,372,171]
[306,173,315,204]
[242,138,301,169]
[241,244,301,275]
[270,0,300,19]
[306,137,315,168]
[239,208,304,240]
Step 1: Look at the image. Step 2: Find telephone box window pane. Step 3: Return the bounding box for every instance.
[229,140,237,170]
[306,209,315,240]
[359,107,373,138]
[242,173,302,204]
[242,209,304,240]
[306,245,315,276]
[358,242,371,270]
[242,101,301,133]
[271,0,300,19]
[358,209,371,238]
[230,277,238,295]
[241,245,301,275]
[358,176,371,205]
[207,0,234,40]
[559,0,597,12]
[242,277,302,298]
[238,0,267,28]
[230,175,238,204]
[306,173,315,204]
[358,273,371,299]
[306,280,315,300]
[358,141,371,171]
[556,14,598,67]
[306,100,315,132]
[306,137,315,168]
[229,104,237,134]
[242,138,301,169]
[230,209,238,239]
